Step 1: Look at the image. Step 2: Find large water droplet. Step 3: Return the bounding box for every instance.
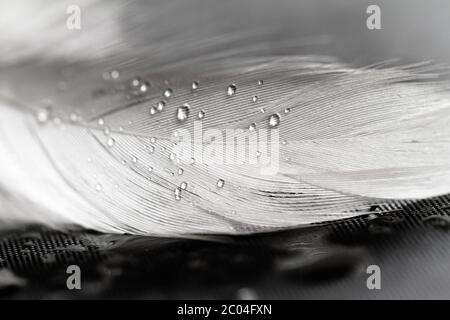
[216,179,225,188]
[111,70,120,80]
[197,110,205,119]
[191,81,199,90]
[139,81,150,94]
[149,106,157,115]
[248,123,256,131]
[269,113,280,128]
[36,109,50,123]
[227,84,237,96]
[180,181,188,190]
[107,137,115,147]
[176,104,190,122]
[252,96,258,103]
[423,215,450,230]
[177,168,184,176]
[156,101,165,112]
[164,88,173,98]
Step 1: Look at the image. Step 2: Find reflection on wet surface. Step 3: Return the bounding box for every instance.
[1,195,450,299]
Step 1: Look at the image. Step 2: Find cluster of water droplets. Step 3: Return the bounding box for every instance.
[39,71,295,204]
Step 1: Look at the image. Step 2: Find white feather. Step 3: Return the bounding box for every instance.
[0,0,449,236]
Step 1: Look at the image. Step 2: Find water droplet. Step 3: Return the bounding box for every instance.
[174,187,182,200]
[177,168,184,176]
[216,179,225,188]
[150,137,157,143]
[95,184,102,192]
[269,113,280,128]
[98,118,105,126]
[148,145,155,153]
[227,84,237,96]
[260,108,265,113]
[256,151,261,157]
[148,166,153,172]
[121,160,127,165]
[252,96,258,103]
[102,72,111,80]
[281,139,287,145]
[164,88,173,98]
[190,158,196,164]
[191,81,199,90]
[169,153,176,161]
[180,181,188,190]
[423,215,450,230]
[69,113,79,122]
[131,77,141,88]
[131,156,138,163]
[197,110,205,119]
[248,123,256,131]
[149,106,157,115]
[111,70,120,79]
[107,137,115,147]
[36,109,50,123]
[156,101,165,112]
[176,104,190,122]
[257,80,264,86]
[139,81,150,94]
[284,108,291,114]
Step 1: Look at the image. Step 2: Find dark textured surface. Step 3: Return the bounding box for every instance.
[1,195,450,299]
